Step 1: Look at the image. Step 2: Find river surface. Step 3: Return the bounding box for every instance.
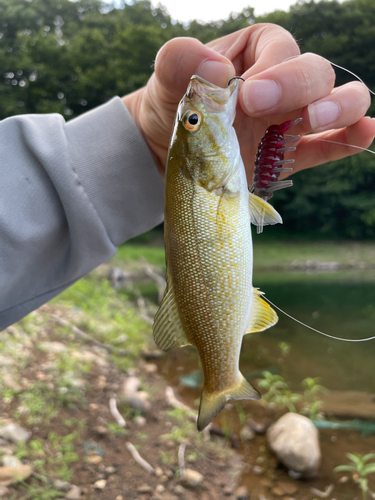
[247,268,375,393]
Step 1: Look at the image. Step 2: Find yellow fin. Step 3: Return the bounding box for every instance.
[248,193,282,227]
[246,288,278,334]
[197,375,260,431]
[153,283,191,351]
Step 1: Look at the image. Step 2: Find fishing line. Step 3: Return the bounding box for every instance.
[263,296,375,342]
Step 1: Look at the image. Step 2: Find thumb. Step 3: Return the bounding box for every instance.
[154,37,235,101]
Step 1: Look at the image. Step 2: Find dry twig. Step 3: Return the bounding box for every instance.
[125,442,155,474]
[109,398,126,427]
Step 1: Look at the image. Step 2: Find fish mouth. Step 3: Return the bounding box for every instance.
[186,75,238,105]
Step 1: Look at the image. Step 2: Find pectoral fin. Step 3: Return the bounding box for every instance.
[245,288,278,334]
[248,192,282,227]
[153,282,191,351]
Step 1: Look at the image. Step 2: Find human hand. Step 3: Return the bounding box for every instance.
[122,24,375,181]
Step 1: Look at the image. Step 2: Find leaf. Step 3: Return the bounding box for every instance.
[363,453,375,463]
[363,464,375,476]
[333,465,357,473]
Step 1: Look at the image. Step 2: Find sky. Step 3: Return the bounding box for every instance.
[106,0,333,24]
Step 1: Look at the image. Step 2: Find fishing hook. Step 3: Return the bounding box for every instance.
[228,76,245,86]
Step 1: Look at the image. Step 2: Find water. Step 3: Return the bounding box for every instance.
[243,268,375,393]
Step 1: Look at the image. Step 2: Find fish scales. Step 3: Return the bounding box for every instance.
[154,75,282,431]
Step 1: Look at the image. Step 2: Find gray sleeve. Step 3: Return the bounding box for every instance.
[0,97,165,330]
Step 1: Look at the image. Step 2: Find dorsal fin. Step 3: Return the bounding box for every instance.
[245,288,278,334]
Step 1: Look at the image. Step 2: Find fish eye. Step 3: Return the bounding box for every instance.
[182,110,202,131]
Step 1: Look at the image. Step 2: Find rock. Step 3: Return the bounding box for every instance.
[235,485,249,500]
[272,486,285,497]
[247,419,268,434]
[53,479,72,491]
[223,485,233,495]
[182,469,203,488]
[122,376,141,396]
[134,415,147,427]
[275,481,298,495]
[86,455,103,464]
[154,466,163,477]
[94,426,108,436]
[38,341,68,353]
[155,484,165,493]
[252,465,264,475]
[0,484,10,496]
[240,426,255,442]
[65,485,81,500]
[2,456,22,468]
[0,465,32,485]
[0,424,31,444]
[144,363,158,374]
[137,484,152,493]
[124,392,151,413]
[105,466,116,474]
[267,412,321,477]
[94,479,107,489]
[115,496,123,500]
[174,485,186,495]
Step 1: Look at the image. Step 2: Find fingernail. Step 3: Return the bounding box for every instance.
[197,60,234,88]
[242,80,281,114]
[308,101,340,130]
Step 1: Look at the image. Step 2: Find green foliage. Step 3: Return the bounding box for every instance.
[1,0,375,238]
[259,371,328,417]
[334,452,375,500]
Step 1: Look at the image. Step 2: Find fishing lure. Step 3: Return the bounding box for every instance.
[250,118,302,233]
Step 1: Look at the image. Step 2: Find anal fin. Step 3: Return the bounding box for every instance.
[246,288,278,334]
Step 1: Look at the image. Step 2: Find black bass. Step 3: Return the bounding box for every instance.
[153,76,281,431]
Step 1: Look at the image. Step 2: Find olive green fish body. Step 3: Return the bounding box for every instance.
[154,76,281,430]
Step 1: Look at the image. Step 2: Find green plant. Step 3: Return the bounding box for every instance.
[278,341,290,357]
[334,452,375,500]
[300,377,328,420]
[107,422,129,436]
[258,372,302,412]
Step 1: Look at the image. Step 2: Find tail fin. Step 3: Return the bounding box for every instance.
[197,375,260,431]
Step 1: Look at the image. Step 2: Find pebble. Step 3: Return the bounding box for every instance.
[86,455,103,465]
[105,466,116,474]
[94,426,108,436]
[174,485,186,495]
[65,485,81,500]
[0,464,32,485]
[53,479,71,491]
[134,415,147,427]
[240,426,256,442]
[223,485,233,495]
[0,423,31,444]
[182,469,203,488]
[144,363,158,374]
[154,466,163,477]
[252,465,264,475]
[235,485,249,500]
[137,484,153,493]
[115,496,123,500]
[93,479,107,489]
[155,484,165,493]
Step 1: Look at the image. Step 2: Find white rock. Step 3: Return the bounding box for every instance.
[94,479,107,489]
[65,485,81,500]
[134,416,147,427]
[0,424,31,444]
[182,469,203,488]
[122,376,141,397]
[2,456,22,468]
[267,412,321,477]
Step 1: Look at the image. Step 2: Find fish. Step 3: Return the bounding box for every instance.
[153,75,282,431]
